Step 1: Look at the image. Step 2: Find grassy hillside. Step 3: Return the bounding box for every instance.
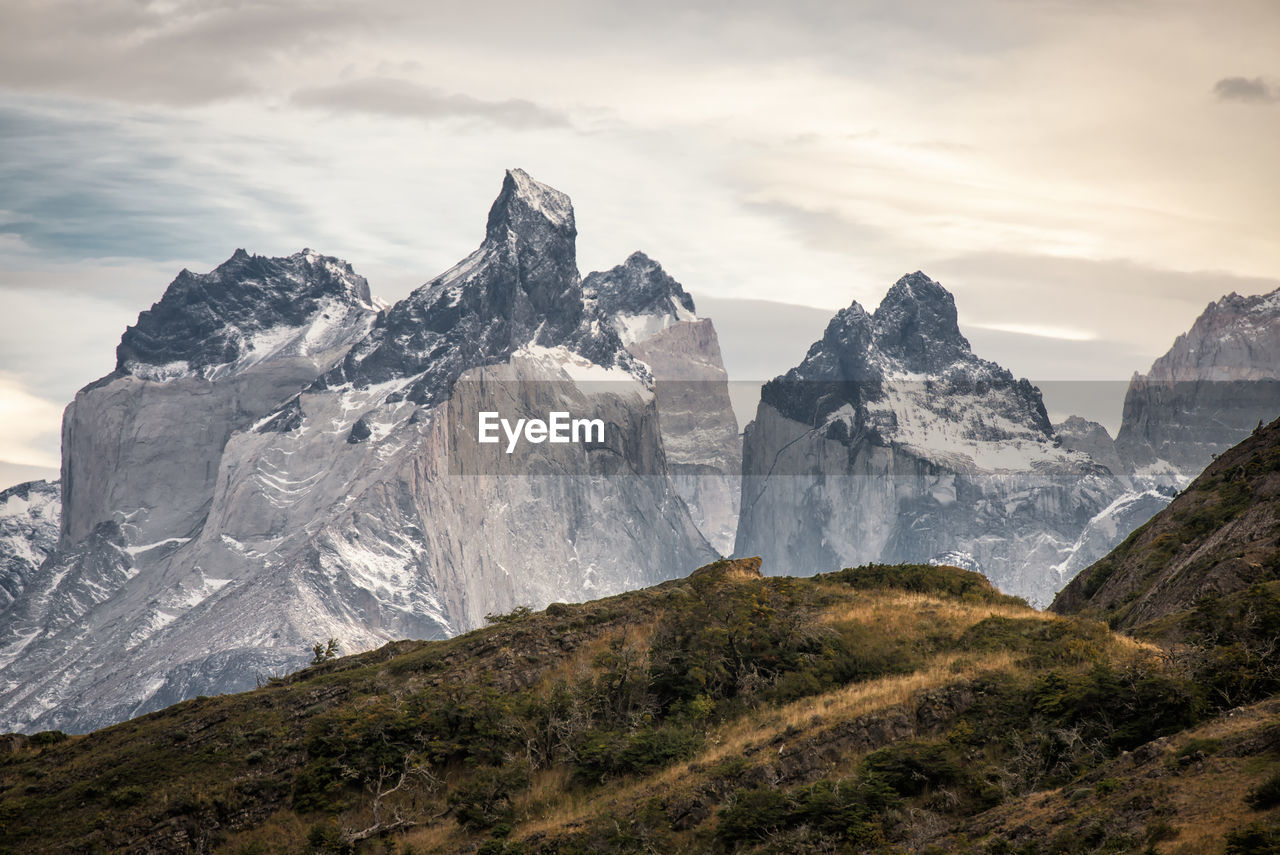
[1,558,1278,854]
[1054,416,1280,635]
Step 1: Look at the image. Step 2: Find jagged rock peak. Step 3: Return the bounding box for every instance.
[115,248,374,380]
[772,300,877,384]
[1056,415,1113,441]
[758,300,879,429]
[583,251,699,345]
[485,168,576,245]
[760,270,1054,440]
[872,271,971,372]
[0,479,59,506]
[316,169,635,406]
[1144,284,1280,383]
[587,251,696,315]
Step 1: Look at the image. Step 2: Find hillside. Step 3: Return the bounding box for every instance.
[1054,415,1280,634]
[3,558,1279,854]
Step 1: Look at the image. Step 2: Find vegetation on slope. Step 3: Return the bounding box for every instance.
[1054,416,1280,634]
[0,559,1277,855]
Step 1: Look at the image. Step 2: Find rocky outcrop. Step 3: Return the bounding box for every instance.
[587,252,741,553]
[0,170,716,733]
[734,272,1123,605]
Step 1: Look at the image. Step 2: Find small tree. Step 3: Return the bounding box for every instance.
[311,638,340,665]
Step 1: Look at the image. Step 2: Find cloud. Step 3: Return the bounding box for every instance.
[0,96,325,264]
[0,0,371,106]
[739,198,903,260]
[0,461,59,490]
[1213,76,1278,103]
[0,374,63,469]
[967,321,1098,341]
[291,78,571,130]
[929,251,1280,376]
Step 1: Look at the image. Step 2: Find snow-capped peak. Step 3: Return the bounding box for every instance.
[485,168,576,244]
[872,271,971,372]
[762,270,1064,474]
[115,249,377,383]
[584,251,700,346]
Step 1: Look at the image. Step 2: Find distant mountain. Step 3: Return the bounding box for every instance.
[1115,286,1280,488]
[1055,415,1125,478]
[1047,286,1280,594]
[0,480,59,616]
[586,252,741,553]
[1054,415,1280,632]
[0,170,720,734]
[735,271,1122,604]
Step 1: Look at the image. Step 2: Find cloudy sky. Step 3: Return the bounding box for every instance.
[2,0,1278,485]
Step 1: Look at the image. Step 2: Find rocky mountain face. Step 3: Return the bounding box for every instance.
[735,272,1123,604]
[0,170,717,734]
[1115,286,1280,488]
[1046,287,1280,591]
[585,252,741,553]
[1054,415,1280,631]
[61,249,381,550]
[0,480,59,616]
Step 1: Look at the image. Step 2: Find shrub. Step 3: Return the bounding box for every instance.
[1185,584,1280,708]
[792,775,898,843]
[574,723,700,783]
[107,785,147,808]
[831,563,1017,604]
[448,762,530,831]
[304,821,352,855]
[1246,771,1280,811]
[1225,820,1280,855]
[863,741,963,797]
[1146,818,1178,844]
[717,787,791,843]
[1032,664,1201,751]
[716,775,900,847]
[28,731,67,747]
[485,606,533,625]
[647,573,815,708]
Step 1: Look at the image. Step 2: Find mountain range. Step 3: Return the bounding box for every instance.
[0,171,732,733]
[0,170,1278,736]
[3,406,1280,851]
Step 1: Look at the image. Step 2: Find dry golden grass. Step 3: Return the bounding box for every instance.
[1155,698,1280,853]
[746,649,1023,744]
[530,619,659,691]
[513,648,1025,842]
[1159,763,1268,854]
[512,765,574,817]
[392,586,1205,853]
[215,810,311,852]
[816,590,1051,633]
[396,815,465,853]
